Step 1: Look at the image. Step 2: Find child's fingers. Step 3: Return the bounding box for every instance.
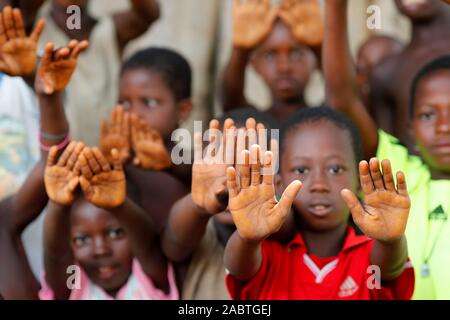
[122,110,130,138]
[257,123,267,162]
[236,128,246,166]
[396,171,409,197]
[238,150,250,189]
[82,148,101,174]
[116,106,124,135]
[341,189,365,224]
[41,42,55,74]
[12,9,26,38]
[208,119,220,145]
[369,158,385,190]
[270,138,279,173]
[225,126,236,165]
[79,175,92,194]
[100,118,108,138]
[110,107,119,134]
[70,40,89,59]
[73,158,81,176]
[3,6,16,39]
[57,141,76,166]
[262,151,274,185]
[110,149,122,171]
[359,160,374,196]
[246,118,257,148]
[381,159,395,192]
[78,154,93,180]
[46,146,59,167]
[133,157,141,167]
[131,114,139,145]
[66,142,85,171]
[0,15,7,46]
[227,166,238,198]
[68,176,79,192]
[277,180,302,217]
[250,144,261,186]
[30,18,45,42]
[92,147,111,172]
[54,47,70,61]
[193,132,203,163]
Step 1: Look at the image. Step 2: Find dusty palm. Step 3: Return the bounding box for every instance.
[341,159,410,243]
[100,106,131,164]
[0,7,45,76]
[79,148,126,209]
[44,142,85,205]
[232,0,278,49]
[227,146,302,242]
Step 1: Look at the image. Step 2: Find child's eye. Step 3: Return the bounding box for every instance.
[290,48,305,60]
[328,165,345,174]
[294,166,309,175]
[262,51,276,61]
[417,112,435,121]
[120,100,131,110]
[144,98,159,109]
[73,235,89,247]
[108,228,125,239]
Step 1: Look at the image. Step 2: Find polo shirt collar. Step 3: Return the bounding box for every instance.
[287,226,371,253]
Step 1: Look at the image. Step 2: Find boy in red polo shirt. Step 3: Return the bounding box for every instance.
[224,107,414,300]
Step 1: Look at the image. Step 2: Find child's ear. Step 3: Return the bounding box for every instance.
[176,98,193,123]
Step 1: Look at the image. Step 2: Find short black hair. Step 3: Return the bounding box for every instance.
[219,107,278,130]
[121,47,192,102]
[281,107,363,165]
[410,55,450,118]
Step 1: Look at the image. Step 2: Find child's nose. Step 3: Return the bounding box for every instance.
[436,113,450,134]
[309,171,331,193]
[92,237,112,257]
[276,55,291,73]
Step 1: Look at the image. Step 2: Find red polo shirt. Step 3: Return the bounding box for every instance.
[226,227,414,300]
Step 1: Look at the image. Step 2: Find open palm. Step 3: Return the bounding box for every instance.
[341,158,410,243]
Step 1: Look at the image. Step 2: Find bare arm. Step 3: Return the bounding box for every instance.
[323,0,378,157]
[113,0,160,55]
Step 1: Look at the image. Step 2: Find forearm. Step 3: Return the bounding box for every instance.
[43,201,73,299]
[221,47,251,111]
[38,92,70,159]
[110,197,169,291]
[161,193,211,262]
[224,231,262,281]
[323,0,378,157]
[370,235,408,281]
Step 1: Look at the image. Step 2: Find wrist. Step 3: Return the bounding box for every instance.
[188,193,211,219]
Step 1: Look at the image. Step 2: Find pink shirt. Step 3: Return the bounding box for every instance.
[39,259,178,300]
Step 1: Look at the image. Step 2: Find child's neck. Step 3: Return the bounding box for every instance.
[50,2,96,41]
[269,96,308,123]
[410,8,450,45]
[300,222,348,258]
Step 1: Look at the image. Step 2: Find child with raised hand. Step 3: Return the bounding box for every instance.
[222,0,323,123]
[323,0,450,299]
[41,144,178,300]
[99,47,193,232]
[225,107,414,300]
[162,110,293,300]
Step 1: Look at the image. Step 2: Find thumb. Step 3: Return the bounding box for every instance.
[68,176,79,192]
[277,180,302,216]
[79,176,92,193]
[111,149,122,171]
[133,157,141,167]
[341,189,364,223]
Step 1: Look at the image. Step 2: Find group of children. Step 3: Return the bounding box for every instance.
[0,0,449,300]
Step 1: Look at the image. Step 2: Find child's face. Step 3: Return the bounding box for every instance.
[54,0,88,8]
[413,69,450,173]
[70,199,133,294]
[119,69,180,140]
[251,20,316,104]
[280,121,359,232]
[394,0,441,21]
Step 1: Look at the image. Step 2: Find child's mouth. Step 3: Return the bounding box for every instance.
[96,266,118,280]
[308,204,332,217]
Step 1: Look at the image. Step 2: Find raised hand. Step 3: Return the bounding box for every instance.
[78,147,126,209]
[100,106,131,165]
[130,113,171,170]
[44,141,85,206]
[227,145,302,242]
[341,158,410,243]
[279,0,324,46]
[192,119,236,214]
[35,40,88,95]
[232,0,278,49]
[0,6,45,76]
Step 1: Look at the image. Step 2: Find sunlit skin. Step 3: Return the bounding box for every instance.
[280,121,359,237]
[251,19,316,108]
[412,69,450,178]
[70,198,133,297]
